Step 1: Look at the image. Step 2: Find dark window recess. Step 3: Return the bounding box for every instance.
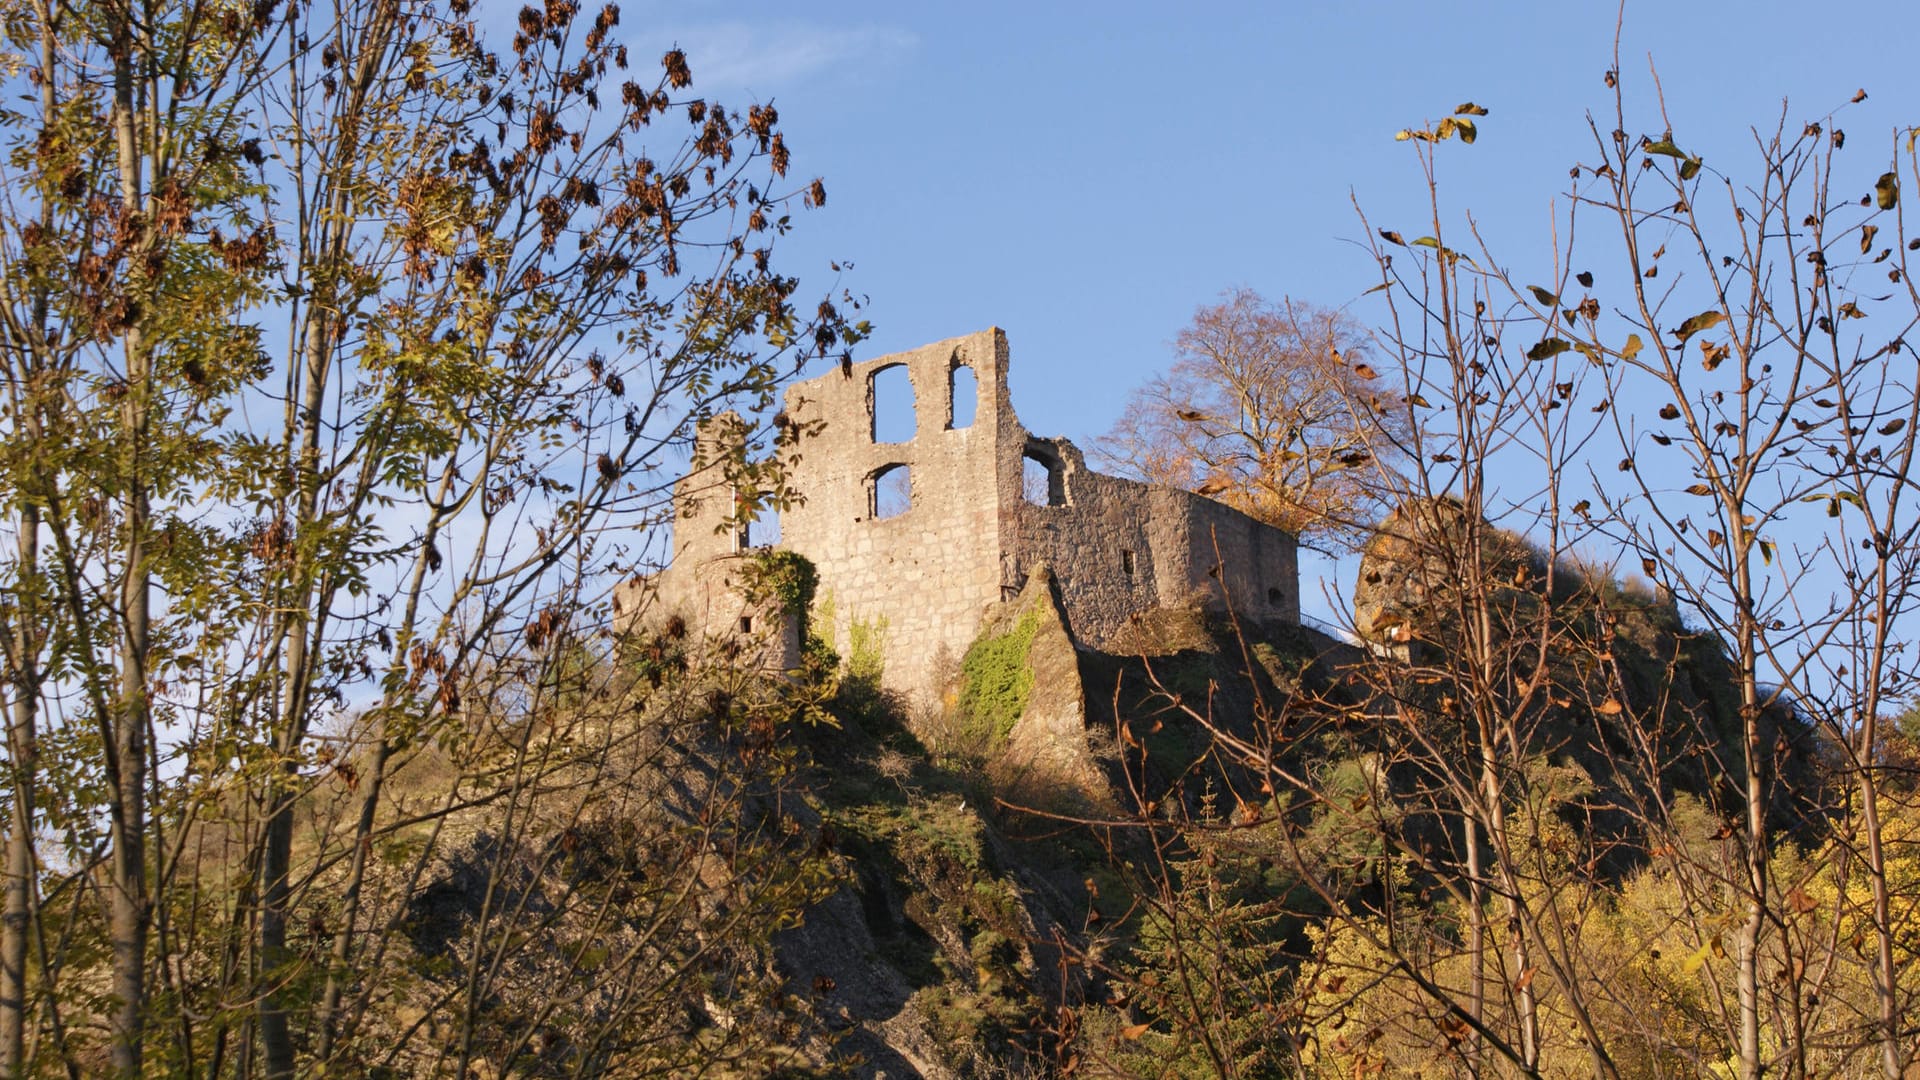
[1122,549,1136,577]
[949,364,978,429]
[871,463,912,519]
[1267,587,1284,606]
[870,364,916,443]
[739,616,753,634]
[1022,443,1066,507]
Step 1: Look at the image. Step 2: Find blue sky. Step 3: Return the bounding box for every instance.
[603,1,1920,622]
[624,0,1920,443]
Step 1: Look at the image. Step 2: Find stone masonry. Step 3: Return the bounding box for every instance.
[614,414,802,676]
[627,329,1300,703]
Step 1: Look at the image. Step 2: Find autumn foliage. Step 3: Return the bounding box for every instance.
[1096,289,1407,548]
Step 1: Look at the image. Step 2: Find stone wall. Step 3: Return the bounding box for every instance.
[999,438,1298,650]
[779,331,1010,699]
[621,331,1302,704]
[1180,488,1302,625]
[615,416,800,676]
[778,328,1300,703]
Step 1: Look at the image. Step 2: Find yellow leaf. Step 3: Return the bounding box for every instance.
[1675,310,1726,340]
[1528,338,1571,362]
[1683,941,1715,974]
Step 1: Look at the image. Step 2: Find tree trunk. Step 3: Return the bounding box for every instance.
[1734,610,1765,1080]
[2,516,37,1078]
[1855,733,1904,1079]
[258,14,397,1067]
[1465,820,1487,1080]
[108,10,152,1071]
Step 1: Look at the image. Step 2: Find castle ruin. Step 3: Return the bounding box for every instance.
[630,328,1301,704]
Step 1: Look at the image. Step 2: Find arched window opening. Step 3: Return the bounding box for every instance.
[870,463,912,519]
[949,364,978,429]
[1267,586,1284,606]
[1022,443,1066,507]
[870,364,916,443]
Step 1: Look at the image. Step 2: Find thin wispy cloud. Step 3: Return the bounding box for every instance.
[645,21,917,95]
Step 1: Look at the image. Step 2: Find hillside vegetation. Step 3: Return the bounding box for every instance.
[5,1,1920,1076]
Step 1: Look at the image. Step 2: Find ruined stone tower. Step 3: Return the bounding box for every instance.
[624,330,1301,704]
[776,328,1300,702]
[615,414,801,676]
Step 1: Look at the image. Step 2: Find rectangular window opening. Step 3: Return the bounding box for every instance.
[1122,549,1136,577]
[1022,444,1067,507]
[739,615,754,635]
[870,364,917,443]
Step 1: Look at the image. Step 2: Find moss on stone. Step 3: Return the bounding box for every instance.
[804,588,840,671]
[847,611,889,684]
[957,607,1040,749]
[743,548,818,617]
